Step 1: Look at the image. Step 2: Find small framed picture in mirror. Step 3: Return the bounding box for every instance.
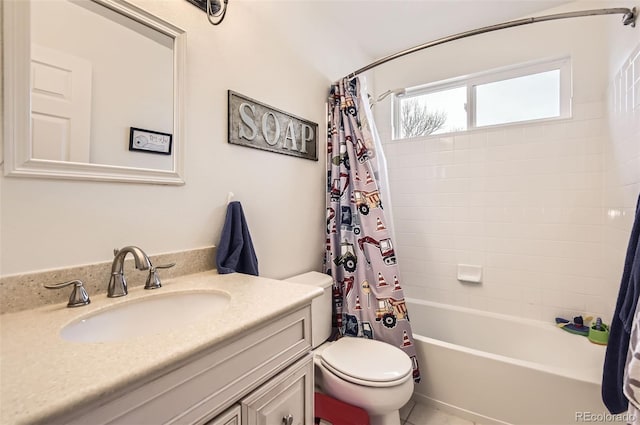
[129,127,172,155]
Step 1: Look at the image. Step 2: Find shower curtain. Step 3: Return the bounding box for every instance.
[324,77,420,382]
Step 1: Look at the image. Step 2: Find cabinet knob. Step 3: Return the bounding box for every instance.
[282,414,293,425]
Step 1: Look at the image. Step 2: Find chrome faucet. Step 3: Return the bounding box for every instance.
[108,246,151,297]
[44,279,91,307]
[145,262,176,290]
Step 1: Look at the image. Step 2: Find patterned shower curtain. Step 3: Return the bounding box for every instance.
[324,77,421,382]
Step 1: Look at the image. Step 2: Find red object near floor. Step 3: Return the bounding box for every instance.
[314,392,370,425]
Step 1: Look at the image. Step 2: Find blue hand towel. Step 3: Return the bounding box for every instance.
[215,201,259,276]
[603,193,640,414]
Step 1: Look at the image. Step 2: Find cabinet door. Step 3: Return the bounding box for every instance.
[206,405,241,425]
[241,354,313,425]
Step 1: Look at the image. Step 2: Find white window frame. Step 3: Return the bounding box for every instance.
[392,57,572,140]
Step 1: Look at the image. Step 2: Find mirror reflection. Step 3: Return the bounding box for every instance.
[30,0,175,171]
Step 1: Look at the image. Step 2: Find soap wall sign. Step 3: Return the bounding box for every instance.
[228,91,318,161]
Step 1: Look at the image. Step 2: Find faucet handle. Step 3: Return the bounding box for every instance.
[44,280,91,308]
[144,262,175,290]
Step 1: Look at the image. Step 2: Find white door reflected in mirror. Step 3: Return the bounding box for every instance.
[31,44,92,163]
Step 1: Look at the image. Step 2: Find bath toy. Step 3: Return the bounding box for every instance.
[594,317,603,330]
[555,316,593,336]
[588,318,609,345]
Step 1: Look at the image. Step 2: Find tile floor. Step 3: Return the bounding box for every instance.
[400,400,476,425]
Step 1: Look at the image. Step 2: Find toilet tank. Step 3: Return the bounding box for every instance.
[285,271,333,348]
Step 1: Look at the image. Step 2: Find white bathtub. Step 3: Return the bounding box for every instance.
[406,298,617,425]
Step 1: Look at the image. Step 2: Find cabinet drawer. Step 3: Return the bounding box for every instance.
[241,354,313,425]
[206,405,240,425]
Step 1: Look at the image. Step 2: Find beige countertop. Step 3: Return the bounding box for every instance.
[0,271,323,425]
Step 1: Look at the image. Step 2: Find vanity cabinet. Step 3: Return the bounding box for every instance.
[59,305,313,425]
[205,354,313,425]
[241,354,313,425]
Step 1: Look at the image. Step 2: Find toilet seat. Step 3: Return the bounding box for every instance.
[319,337,413,388]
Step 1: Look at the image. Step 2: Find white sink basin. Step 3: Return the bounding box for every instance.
[61,290,230,343]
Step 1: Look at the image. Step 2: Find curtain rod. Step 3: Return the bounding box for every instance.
[346,7,637,80]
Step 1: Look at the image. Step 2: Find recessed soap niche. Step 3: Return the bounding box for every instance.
[457,264,483,284]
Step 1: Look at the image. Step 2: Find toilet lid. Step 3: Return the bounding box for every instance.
[320,337,413,386]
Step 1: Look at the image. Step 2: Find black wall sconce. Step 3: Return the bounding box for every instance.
[186,0,229,26]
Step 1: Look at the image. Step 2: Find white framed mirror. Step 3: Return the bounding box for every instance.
[3,0,185,185]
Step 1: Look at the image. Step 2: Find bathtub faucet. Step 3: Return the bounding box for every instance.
[107,246,151,297]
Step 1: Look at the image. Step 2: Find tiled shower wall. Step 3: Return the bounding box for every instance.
[384,44,640,323]
[603,45,640,319]
[384,100,612,321]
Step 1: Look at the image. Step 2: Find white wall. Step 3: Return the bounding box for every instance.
[374,0,640,321]
[0,0,368,279]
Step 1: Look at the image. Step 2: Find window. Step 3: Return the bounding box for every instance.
[398,86,467,138]
[393,57,571,139]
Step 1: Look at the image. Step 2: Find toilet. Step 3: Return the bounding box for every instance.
[285,272,414,425]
